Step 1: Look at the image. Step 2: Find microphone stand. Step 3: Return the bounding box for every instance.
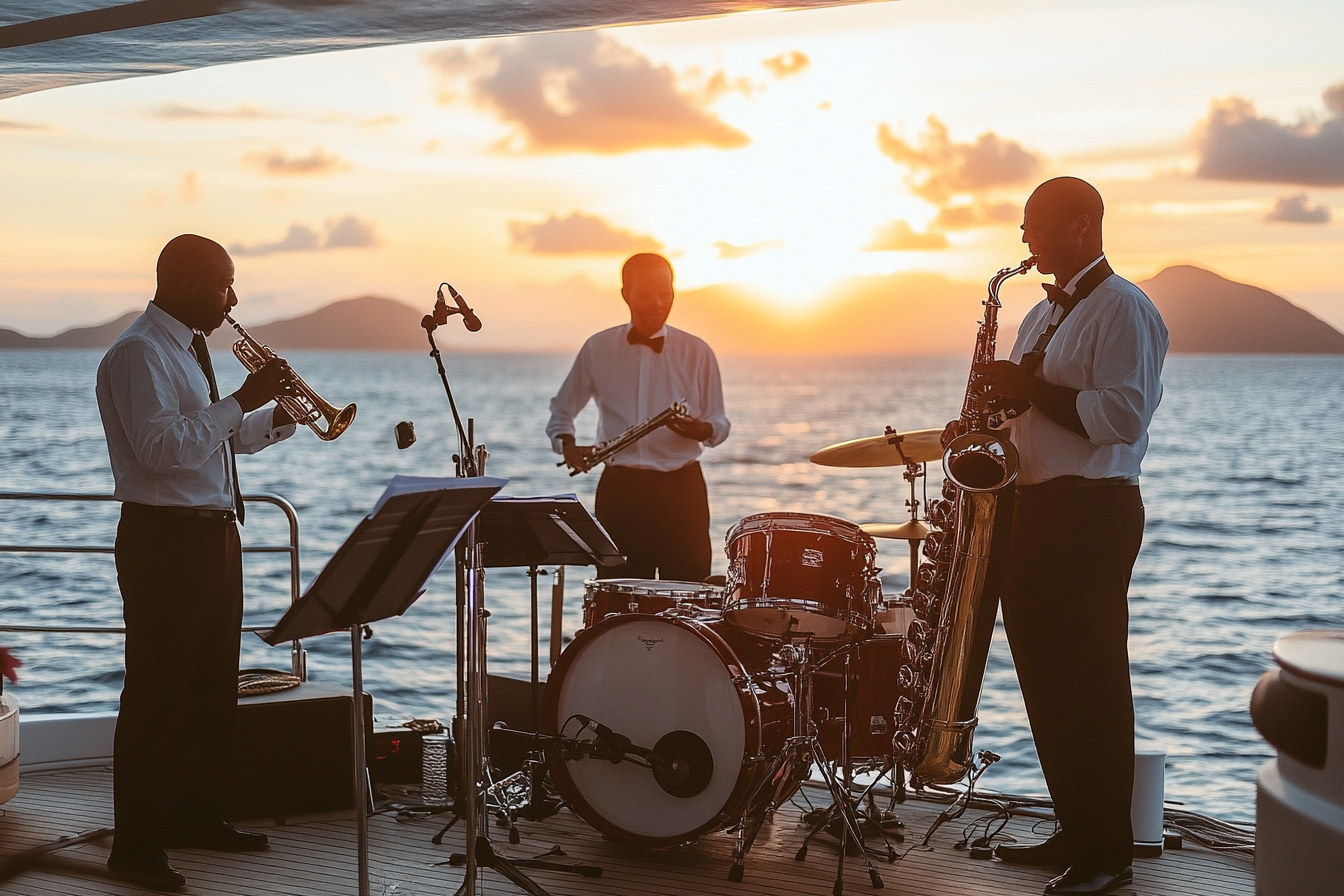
[420,288,567,896]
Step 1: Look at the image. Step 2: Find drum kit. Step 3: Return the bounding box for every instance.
[537,426,944,891]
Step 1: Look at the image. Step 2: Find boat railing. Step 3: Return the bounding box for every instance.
[0,491,306,680]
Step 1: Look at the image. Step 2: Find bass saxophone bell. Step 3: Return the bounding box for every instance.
[223,312,357,441]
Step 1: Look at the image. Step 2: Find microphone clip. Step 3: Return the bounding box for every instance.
[423,282,482,333]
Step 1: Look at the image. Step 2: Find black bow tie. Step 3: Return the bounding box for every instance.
[1043,283,1073,306]
[627,329,664,353]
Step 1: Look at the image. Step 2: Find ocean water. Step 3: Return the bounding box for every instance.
[3,348,1342,824]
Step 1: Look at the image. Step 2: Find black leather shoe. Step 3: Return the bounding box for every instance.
[107,848,187,891]
[995,834,1072,866]
[1043,864,1134,895]
[164,821,270,852]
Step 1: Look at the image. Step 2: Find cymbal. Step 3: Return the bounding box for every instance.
[862,520,932,541]
[809,428,944,468]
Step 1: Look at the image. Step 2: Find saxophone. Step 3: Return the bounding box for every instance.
[891,257,1035,786]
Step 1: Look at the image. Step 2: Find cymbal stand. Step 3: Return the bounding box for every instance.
[727,636,885,893]
[899,457,925,599]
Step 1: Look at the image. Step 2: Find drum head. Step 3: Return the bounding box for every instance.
[543,614,750,846]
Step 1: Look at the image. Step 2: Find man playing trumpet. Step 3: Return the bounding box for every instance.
[95,234,297,891]
[547,253,730,582]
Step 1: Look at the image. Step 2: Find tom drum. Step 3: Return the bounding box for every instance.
[723,512,879,641]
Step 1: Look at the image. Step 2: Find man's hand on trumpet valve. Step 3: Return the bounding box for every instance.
[232,357,293,413]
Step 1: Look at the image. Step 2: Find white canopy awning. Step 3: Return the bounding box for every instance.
[0,0,882,100]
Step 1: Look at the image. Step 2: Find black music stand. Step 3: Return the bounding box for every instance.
[262,475,506,896]
[480,494,623,724]
[436,496,622,884]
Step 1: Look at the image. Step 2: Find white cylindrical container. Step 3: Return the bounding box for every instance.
[421,733,450,805]
[1,692,19,805]
[1131,747,1166,857]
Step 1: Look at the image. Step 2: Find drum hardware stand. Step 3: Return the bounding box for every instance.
[728,635,887,893]
[795,645,901,876]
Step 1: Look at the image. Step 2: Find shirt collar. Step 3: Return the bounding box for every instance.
[627,323,669,340]
[145,300,197,353]
[1060,254,1106,295]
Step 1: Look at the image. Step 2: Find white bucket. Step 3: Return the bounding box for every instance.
[0,692,18,804]
[1131,747,1166,856]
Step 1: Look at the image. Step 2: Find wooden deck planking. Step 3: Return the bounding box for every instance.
[1,767,1253,896]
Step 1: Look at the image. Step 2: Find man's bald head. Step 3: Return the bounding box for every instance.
[1026,177,1104,234]
[1021,177,1105,282]
[153,234,236,334]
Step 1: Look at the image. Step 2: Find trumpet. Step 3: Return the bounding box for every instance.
[223,313,357,441]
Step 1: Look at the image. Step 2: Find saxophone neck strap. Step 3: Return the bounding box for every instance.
[1023,259,1113,369]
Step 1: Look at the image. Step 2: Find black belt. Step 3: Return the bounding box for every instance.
[124,502,236,522]
[1019,475,1138,491]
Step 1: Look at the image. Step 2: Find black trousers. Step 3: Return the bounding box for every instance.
[594,461,712,582]
[112,504,243,851]
[999,481,1144,871]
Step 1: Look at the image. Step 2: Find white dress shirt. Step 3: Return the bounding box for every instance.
[1002,259,1169,485]
[96,301,295,509]
[546,323,730,472]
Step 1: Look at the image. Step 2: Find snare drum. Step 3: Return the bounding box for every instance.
[541,613,800,846]
[582,578,722,629]
[723,512,878,640]
[811,635,904,760]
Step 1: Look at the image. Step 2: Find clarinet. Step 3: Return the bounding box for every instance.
[559,401,689,476]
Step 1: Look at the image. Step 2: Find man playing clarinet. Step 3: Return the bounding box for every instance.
[547,253,730,582]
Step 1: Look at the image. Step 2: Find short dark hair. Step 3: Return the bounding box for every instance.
[621,253,673,288]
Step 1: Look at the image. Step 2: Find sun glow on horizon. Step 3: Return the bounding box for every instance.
[0,0,1341,343]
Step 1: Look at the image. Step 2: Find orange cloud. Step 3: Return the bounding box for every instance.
[178,172,200,203]
[877,116,1042,204]
[244,147,348,176]
[715,239,786,259]
[763,51,810,79]
[508,212,662,255]
[426,31,749,154]
[931,201,1019,230]
[1196,82,1344,186]
[155,102,273,120]
[863,220,949,252]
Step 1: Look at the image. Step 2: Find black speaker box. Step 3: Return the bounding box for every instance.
[226,682,372,822]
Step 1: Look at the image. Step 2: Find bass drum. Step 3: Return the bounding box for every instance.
[541,613,796,846]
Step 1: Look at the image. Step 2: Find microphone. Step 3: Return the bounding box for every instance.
[446,283,482,332]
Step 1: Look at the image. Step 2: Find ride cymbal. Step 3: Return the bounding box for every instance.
[809,427,943,468]
[861,520,932,541]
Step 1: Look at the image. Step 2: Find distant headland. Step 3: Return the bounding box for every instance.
[2,266,1341,354]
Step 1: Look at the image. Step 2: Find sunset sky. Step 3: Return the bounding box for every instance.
[1,0,1341,352]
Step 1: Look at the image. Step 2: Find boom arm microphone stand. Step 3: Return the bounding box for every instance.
[421,286,559,896]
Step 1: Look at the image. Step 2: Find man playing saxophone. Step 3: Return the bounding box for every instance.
[948,178,1168,896]
[547,253,730,582]
[96,234,297,891]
